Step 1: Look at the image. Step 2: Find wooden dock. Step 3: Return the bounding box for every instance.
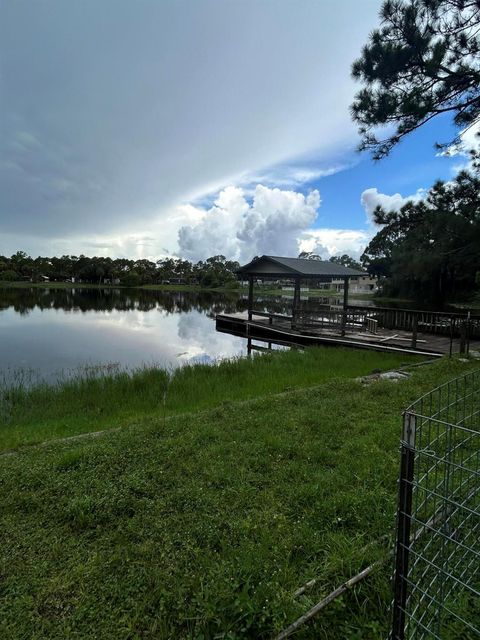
[216,310,480,358]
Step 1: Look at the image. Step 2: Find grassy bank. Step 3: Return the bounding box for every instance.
[0,281,118,289]
[0,281,353,298]
[5,281,479,308]
[0,355,477,639]
[451,293,480,310]
[0,281,232,293]
[0,347,419,451]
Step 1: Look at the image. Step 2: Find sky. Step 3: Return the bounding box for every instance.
[0,0,474,264]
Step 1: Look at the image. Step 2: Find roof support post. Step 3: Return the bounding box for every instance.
[341,277,349,336]
[292,277,301,329]
[247,276,254,322]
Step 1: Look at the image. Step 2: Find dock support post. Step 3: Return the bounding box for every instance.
[292,278,301,329]
[248,276,254,322]
[341,277,349,337]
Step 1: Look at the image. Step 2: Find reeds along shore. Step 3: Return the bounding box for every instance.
[0,347,419,451]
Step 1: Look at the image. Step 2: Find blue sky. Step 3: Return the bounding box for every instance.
[179,114,466,262]
[0,0,474,262]
[305,115,460,231]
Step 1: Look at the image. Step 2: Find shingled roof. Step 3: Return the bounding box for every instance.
[237,255,365,278]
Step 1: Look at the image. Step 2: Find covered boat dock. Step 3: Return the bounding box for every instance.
[238,255,365,337]
[216,255,480,357]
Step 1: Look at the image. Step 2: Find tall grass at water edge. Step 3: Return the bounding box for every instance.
[0,347,420,451]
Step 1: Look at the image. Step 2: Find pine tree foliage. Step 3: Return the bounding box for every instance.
[351,0,480,158]
[361,162,480,303]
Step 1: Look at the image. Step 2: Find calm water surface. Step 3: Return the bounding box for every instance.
[0,286,419,384]
[0,288,250,383]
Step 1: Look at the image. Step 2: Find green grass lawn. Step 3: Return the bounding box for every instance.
[0,281,352,298]
[0,352,477,639]
[0,281,233,293]
[0,347,420,452]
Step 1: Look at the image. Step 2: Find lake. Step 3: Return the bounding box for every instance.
[0,287,300,384]
[0,286,421,384]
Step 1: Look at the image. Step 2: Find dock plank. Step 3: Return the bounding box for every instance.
[216,312,480,357]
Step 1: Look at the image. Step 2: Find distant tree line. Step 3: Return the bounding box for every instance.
[0,253,241,288]
[298,252,363,271]
[0,250,370,290]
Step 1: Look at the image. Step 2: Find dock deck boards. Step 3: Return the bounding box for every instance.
[216,312,480,357]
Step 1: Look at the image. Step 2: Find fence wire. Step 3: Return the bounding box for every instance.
[391,369,480,639]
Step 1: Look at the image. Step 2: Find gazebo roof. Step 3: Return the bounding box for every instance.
[237,255,365,278]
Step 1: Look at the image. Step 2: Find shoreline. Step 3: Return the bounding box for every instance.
[0,346,421,452]
[0,280,375,300]
[3,279,478,310]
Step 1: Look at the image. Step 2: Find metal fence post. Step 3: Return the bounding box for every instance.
[392,412,416,640]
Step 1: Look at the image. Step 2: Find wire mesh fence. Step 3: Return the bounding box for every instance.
[391,369,480,639]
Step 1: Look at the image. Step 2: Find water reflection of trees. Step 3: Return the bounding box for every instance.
[0,286,381,318]
[0,287,297,316]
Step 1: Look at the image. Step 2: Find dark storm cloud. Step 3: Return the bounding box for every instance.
[0,0,380,252]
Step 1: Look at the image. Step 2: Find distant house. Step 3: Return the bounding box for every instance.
[331,275,377,294]
[162,277,198,285]
[282,286,310,292]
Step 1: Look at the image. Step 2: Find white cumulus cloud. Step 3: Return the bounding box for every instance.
[437,121,480,159]
[178,185,321,263]
[361,187,426,226]
[299,228,371,260]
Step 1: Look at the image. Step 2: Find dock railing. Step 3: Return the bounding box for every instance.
[347,305,480,340]
[250,309,369,333]
[297,308,368,333]
[239,305,479,354]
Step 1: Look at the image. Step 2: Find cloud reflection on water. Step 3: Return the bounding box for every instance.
[0,289,250,383]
